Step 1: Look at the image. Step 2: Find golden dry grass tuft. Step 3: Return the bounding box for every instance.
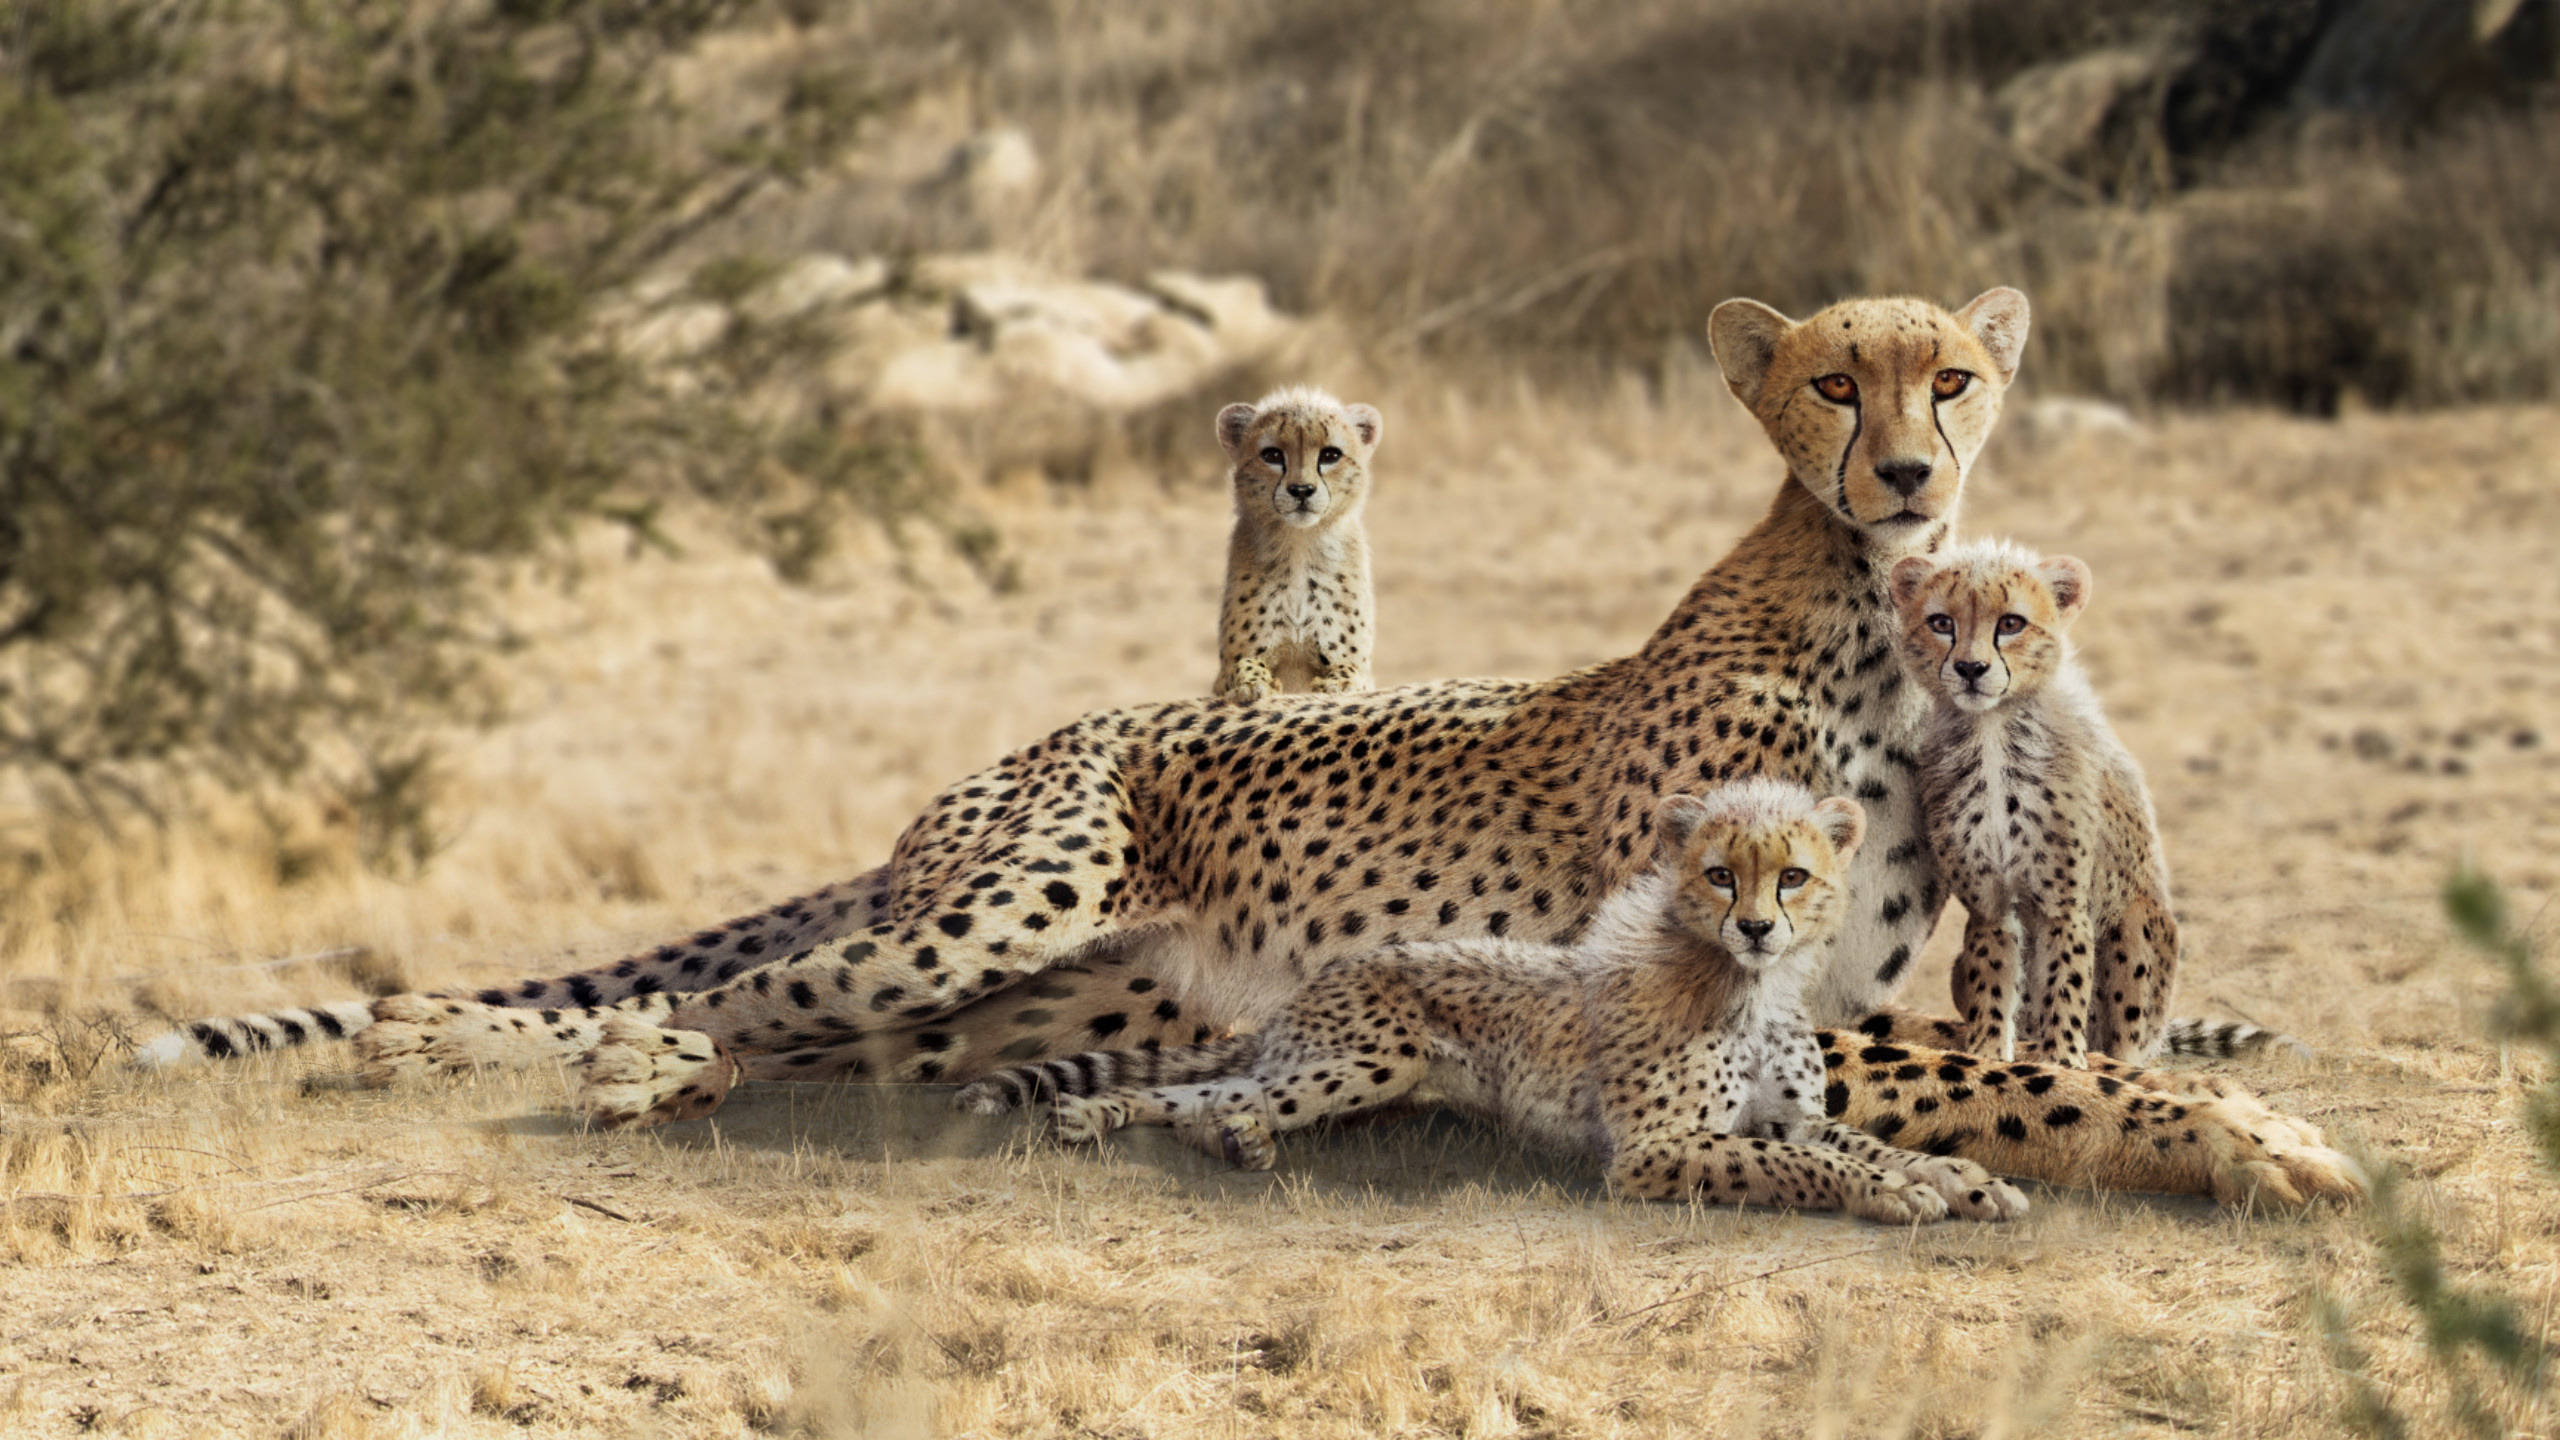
[4,378,2560,1434]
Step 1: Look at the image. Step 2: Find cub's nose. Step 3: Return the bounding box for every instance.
[1285,483,1317,501]
[1952,659,1990,681]
[1875,459,1933,497]
[1735,918,1774,941]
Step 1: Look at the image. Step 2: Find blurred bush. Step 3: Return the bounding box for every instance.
[3,0,2555,849]
[0,0,952,856]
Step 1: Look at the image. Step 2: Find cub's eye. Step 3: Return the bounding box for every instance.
[1932,369,1973,399]
[1995,614,2027,636]
[1705,867,1735,889]
[1813,374,1858,404]
[1318,445,1343,467]
[1259,446,1285,467]
[1778,867,1810,889]
[1926,614,1955,636]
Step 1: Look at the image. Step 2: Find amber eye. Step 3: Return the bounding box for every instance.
[1317,445,1343,467]
[1705,866,1735,889]
[1933,369,1973,399]
[1926,614,1955,636]
[1779,867,1810,889]
[1259,446,1284,467]
[1996,614,2027,636]
[1814,374,1858,404]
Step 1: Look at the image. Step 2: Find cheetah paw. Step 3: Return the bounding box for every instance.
[1888,1155,2031,1222]
[1052,1094,1130,1145]
[2194,1097,2367,1209]
[1214,1113,1276,1171]
[1849,1171,1949,1225]
[573,1015,740,1129]
[951,1078,1015,1116]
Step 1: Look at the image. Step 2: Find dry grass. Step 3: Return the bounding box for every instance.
[7,378,2560,1435]
[671,0,2560,409]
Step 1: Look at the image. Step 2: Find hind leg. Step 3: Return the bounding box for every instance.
[575,734,1171,1127]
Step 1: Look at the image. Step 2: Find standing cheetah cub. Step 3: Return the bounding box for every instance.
[960,780,2028,1224]
[1211,387,1382,701]
[1890,539,2182,1067]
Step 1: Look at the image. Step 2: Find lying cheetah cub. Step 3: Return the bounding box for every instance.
[1211,387,1381,701]
[1890,539,2175,1067]
[960,779,2028,1224]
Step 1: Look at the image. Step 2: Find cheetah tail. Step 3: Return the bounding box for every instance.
[2157,1018,2313,1062]
[953,1035,1265,1115]
[131,1001,380,1069]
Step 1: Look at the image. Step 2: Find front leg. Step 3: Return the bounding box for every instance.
[1815,1031,2364,1207]
[1842,1005,2324,1150]
[1807,1120,2027,1221]
[2015,870,2094,1068]
[1607,1129,1948,1224]
[1951,902,2020,1062]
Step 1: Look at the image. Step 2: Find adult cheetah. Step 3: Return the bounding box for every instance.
[148,288,2361,1208]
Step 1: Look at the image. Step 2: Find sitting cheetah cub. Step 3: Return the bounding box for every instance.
[1211,387,1382,701]
[960,779,2027,1224]
[1890,539,2177,1067]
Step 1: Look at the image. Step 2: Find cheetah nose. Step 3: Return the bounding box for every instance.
[1952,659,1990,681]
[1285,483,1317,501]
[1875,459,1933,498]
[1735,918,1774,941]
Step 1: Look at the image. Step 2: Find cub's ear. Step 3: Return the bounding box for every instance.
[2038,554,2093,624]
[1655,793,1713,850]
[1708,298,1796,410]
[1811,796,1867,858]
[1216,403,1259,461]
[1888,554,1938,614]
[1344,403,1384,452]
[1954,287,2031,386]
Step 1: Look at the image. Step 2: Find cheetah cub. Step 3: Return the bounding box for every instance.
[1890,539,2183,1067]
[960,779,2028,1224]
[1211,387,1382,701]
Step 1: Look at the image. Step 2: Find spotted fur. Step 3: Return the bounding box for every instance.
[1213,388,1382,702]
[144,289,2361,1209]
[971,782,2030,1224]
[1889,539,2305,1068]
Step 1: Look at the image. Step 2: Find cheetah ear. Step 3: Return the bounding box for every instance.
[1708,298,1795,409]
[1216,403,1259,462]
[1955,287,2031,387]
[1811,797,1867,858]
[1888,555,1937,613]
[1655,793,1713,850]
[2038,554,2092,625]
[1344,402,1384,452]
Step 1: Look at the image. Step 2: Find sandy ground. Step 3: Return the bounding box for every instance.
[6,379,2560,1437]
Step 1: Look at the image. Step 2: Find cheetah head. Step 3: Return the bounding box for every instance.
[1707,289,2029,548]
[1216,386,1384,533]
[1889,539,2091,713]
[1655,780,1865,972]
